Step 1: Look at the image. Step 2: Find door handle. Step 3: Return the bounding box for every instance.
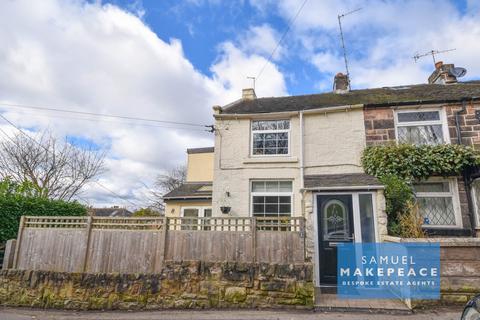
[329,242,341,247]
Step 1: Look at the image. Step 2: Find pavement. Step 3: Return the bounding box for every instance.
[0,307,465,320]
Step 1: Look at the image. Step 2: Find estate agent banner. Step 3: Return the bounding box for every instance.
[337,243,440,299]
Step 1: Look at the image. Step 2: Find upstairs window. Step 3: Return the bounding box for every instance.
[395,110,448,145]
[251,120,290,155]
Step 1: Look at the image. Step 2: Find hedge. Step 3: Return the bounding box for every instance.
[0,180,86,243]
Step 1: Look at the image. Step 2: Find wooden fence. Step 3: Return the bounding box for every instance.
[11,216,305,273]
[0,242,4,269]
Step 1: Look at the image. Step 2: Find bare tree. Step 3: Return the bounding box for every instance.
[155,166,187,193]
[150,165,186,212]
[0,130,106,200]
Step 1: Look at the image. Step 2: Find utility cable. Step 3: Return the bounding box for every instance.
[256,0,308,81]
[0,114,141,207]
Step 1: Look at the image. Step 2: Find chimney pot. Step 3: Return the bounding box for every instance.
[242,88,256,100]
[333,73,349,94]
[428,62,458,85]
[212,105,222,115]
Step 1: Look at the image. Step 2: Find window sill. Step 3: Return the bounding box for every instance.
[243,156,298,164]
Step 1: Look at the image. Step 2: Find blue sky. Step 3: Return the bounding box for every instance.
[1,0,480,208]
[103,0,476,96]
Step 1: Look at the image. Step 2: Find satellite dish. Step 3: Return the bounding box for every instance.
[450,67,467,78]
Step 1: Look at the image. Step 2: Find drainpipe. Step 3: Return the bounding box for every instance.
[299,111,305,189]
[455,100,477,236]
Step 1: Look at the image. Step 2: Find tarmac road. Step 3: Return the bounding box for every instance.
[0,307,465,320]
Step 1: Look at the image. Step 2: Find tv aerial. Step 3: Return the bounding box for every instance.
[413,48,466,78]
[338,7,362,90]
[247,76,256,90]
[413,48,456,64]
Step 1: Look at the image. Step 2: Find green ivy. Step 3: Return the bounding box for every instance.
[0,179,87,243]
[362,143,480,181]
[362,144,480,236]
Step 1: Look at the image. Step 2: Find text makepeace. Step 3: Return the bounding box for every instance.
[340,267,438,277]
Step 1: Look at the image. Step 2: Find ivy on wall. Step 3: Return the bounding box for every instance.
[362,144,480,236]
[362,143,480,181]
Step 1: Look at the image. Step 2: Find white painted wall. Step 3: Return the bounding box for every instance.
[212,108,367,217]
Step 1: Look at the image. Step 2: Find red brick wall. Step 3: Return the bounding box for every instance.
[364,107,395,145]
[364,102,480,148]
[363,104,476,233]
[446,102,480,150]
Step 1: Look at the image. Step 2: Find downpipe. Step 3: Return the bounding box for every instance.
[455,100,477,236]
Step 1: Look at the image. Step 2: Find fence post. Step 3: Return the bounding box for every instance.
[12,216,26,269]
[251,217,257,264]
[81,216,93,273]
[154,217,168,272]
[2,239,16,270]
[161,217,168,268]
[299,217,306,262]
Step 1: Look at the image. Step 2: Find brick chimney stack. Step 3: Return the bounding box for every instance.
[242,88,256,100]
[428,61,458,84]
[333,73,349,94]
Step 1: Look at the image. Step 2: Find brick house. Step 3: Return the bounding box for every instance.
[210,61,480,289]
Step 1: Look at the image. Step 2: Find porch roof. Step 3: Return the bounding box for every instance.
[303,173,383,190]
[163,182,213,200]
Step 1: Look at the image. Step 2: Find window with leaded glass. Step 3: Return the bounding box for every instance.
[395,110,447,145]
[413,179,461,227]
[251,120,290,155]
[471,179,480,227]
[251,181,292,217]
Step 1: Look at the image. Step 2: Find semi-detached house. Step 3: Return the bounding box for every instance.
[164,62,480,289]
[208,61,480,288]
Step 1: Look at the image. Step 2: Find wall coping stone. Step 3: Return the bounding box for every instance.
[384,235,480,247]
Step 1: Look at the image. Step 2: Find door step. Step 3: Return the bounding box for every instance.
[314,290,412,314]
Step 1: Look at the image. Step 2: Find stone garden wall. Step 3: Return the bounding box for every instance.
[0,261,314,310]
[384,236,480,306]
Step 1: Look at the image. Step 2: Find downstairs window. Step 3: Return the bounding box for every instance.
[413,179,461,227]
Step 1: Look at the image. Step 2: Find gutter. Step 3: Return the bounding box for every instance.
[214,104,364,119]
[163,196,212,201]
[455,99,477,236]
[301,185,385,191]
[365,97,480,109]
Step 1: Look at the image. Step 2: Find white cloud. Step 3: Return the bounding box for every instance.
[239,24,284,60]
[211,42,287,98]
[0,0,287,209]
[257,0,480,89]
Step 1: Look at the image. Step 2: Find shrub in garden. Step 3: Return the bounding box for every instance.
[0,178,86,243]
[362,143,479,237]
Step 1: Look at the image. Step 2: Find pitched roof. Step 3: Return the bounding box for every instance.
[304,173,382,190]
[221,81,480,115]
[91,207,133,217]
[163,182,212,200]
[187,147,214,154]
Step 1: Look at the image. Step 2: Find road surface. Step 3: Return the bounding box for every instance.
[0,307,465,320]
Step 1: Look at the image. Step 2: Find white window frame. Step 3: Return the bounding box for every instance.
[181,206,212,218]
[470,179,480,228]
[249,180,294,217]
[250,119,291,157]
[394,108,450,145]
[414,178,462,228]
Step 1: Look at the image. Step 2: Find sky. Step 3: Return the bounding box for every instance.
[0,0,479,209]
